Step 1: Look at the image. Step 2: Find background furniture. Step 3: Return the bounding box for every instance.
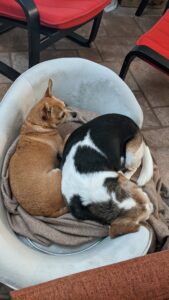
[0,58,153,290]
[135,0,169,16]
[11,249,169,300]
[0,0,110,79]
[120,9,169,80]
[0,61,20,81]
[136,0,149,16]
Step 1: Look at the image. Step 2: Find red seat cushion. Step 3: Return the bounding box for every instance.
[0,0,111,29]
[137,10,169,60]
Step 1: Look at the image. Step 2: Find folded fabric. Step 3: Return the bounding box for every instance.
[1,107,169,250]
[144,164,169,250]
[1,137,108,247]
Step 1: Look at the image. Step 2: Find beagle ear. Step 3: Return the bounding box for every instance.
[41,102,53,120]
[45,79,53,97]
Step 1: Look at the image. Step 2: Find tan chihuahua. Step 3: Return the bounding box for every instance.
[9,79,78,217]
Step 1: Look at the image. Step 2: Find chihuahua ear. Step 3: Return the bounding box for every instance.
[45,79,53,97]
[41,102,53,120]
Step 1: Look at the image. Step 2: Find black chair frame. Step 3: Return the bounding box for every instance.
[119,45,169,80]
[120,3,169,80]
[135,0,169,16]
[0,0,103,81]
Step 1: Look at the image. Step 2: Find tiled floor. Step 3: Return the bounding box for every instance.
[0,3,169,299]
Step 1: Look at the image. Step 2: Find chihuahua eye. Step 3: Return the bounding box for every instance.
[59,112,65,119]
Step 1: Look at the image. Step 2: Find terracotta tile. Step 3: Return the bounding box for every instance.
[109,6,137,16]
[142,6,164,16]
[11,50,78,73]
[41,49,78,61]
[142,108,161,129]
[134,6,164,16]
[0,28,28,52]
[95,37,136,62]
[106,5,163,17]
[134,91,160,129]
[0,83,11,102]
[78,48,102,62]
[11,52,27,73]
[130,60,169,107]
[143,128,169,148]
[0,53,12,83]
[143,127,169,187]
[54,38,96,50]
[76,20,107,38]
[134,90,149,108]
[102,14,142,37]
[102,61,139,91]
[153,107,169,126]
[134,15,160,32]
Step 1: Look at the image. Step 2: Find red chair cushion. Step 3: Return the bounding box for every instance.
[0,0,111,29]
[137,10,169,60]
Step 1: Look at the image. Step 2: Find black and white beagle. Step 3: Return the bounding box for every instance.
[61,114,153,232]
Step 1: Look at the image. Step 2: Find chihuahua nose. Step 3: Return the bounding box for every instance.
[71,112,77,118]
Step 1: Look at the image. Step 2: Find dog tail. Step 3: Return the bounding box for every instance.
[137,144,153,186]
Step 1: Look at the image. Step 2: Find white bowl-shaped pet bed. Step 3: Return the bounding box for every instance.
[0,58,153,290]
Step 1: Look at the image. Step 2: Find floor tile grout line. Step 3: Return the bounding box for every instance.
[93,41,104,62]
[94,34,142,39]
[152,108,169,127]
[129,67,165,127]
[8,52,13,69]
[142,124,169,132]
[127,71,141,92]
[133,16,145,34]
[151,105,169,109]
[125,69,157,110]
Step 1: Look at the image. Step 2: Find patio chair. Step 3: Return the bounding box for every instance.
[0,58,153,289]
[135,0,169,16]
[119,8,169,80]
[0,0,110,79]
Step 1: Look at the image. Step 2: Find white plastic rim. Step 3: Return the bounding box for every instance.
[1,226,153,290]
[0,58,146,289]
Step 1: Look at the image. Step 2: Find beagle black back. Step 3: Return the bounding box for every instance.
[61,113,139,224]
[62,114,139,171]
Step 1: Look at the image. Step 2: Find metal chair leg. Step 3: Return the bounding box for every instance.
[135,0,149,16]
[27,22,40,67]
[16,0,40,67]
[163,0,169,14]
[120,44,169,81]
[0,62,20,81]
[66,11,103,47]
[119,51,136,80]
[88,11,103,45]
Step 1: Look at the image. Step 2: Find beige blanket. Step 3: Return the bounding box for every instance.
[1,110,169,250]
